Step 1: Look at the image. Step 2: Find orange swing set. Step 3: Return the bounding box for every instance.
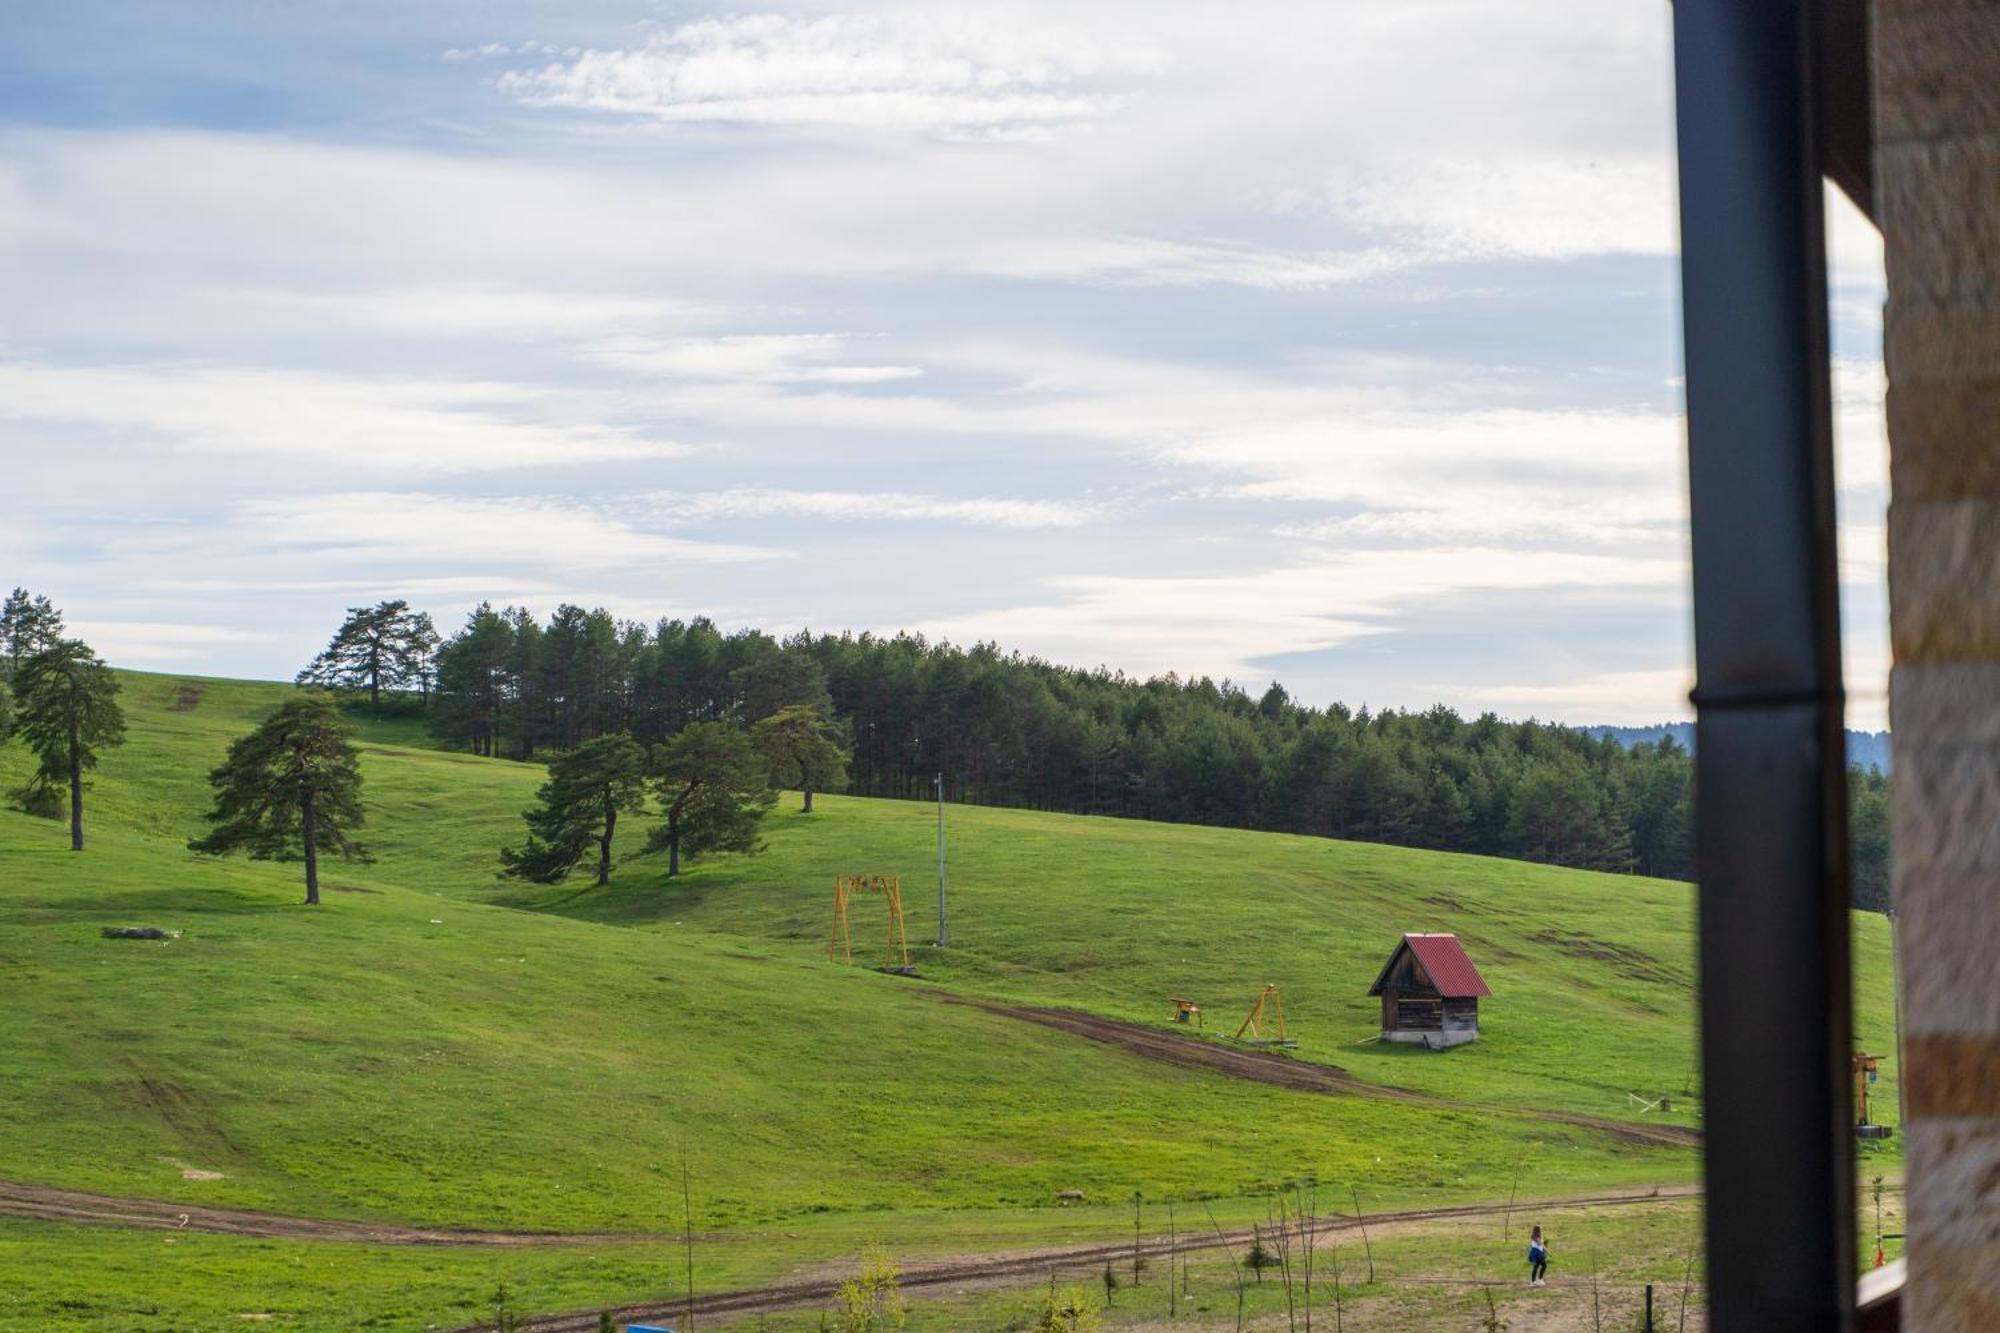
[828,875,914,973]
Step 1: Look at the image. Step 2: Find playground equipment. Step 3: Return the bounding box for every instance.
[829,875,914,974]
[1234,984,1296,1048]
[1855,1051,1894,1139]
[1170,998,1203,1027]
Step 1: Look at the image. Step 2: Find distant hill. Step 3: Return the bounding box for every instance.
[1585,722,1892,773]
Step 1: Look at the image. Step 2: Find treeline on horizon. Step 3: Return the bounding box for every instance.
[291,596,1889,911]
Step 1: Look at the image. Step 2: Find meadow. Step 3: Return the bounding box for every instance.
[0,672,1901,1328]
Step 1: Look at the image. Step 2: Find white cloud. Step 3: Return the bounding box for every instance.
[495,13,1165,139]
[587,333,921,383]
[917,546,1684,684]
[229,492,783,570]
[65,620,276,664]
[0,362,685,473]
[1307,156,1676,263]
[632,340,1687,552]
[1455,669,1692,726]
[645,487,1097,529]
[272,285,710,337]
[978,235,1408,291]
[7,0,1893,725]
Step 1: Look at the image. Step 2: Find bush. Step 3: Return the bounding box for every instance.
[1035,1285,1101,1332]
[835,1244,906,1332]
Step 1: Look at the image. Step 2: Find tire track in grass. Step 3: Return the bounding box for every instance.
[945,998,1702,1149]
[0,1180,682,1246]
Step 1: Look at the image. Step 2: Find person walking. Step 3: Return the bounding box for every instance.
[1527,1224,1550,1286]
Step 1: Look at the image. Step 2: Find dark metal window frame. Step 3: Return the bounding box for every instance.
[1671,0,1877,1327]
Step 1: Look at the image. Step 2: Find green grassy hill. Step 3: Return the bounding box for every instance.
[0,671,1900,1328]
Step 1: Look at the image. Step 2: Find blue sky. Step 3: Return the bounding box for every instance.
[0,1,1890,726]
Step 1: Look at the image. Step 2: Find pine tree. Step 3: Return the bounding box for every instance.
[753,704,849,813]
[433,603,514,755]
[647,722,774,877]
[296,600,430,706]
[405,610,441,702]
[731,639,832,722]
[13,639,125,850]
[1,588,66,681]
[189,695,369,904]
[500,734,649,886]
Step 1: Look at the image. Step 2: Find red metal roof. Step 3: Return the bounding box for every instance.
[1370,932,1492,998]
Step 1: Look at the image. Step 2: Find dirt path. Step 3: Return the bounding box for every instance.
[954,998,1701,1150]
[0,1180,681,1247]
[485,1186,1702,1332]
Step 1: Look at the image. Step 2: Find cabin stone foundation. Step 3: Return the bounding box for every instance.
[1381,1026,1479,1050]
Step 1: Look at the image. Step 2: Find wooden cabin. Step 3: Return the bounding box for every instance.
[1367,932,1491,1049]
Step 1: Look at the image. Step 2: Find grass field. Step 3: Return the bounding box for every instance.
[0,671,1903,1328]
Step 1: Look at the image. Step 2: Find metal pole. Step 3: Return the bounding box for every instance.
[1887,909,1905,1128]
[1672,1,1854,1328]
[934,771,947,946]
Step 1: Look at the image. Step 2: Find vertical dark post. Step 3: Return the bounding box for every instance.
[67,720,84,851]
[301,786,319,906]
[1647,1282,1655,1333]
[935,771,948,946]
[1672,1,1853,1330]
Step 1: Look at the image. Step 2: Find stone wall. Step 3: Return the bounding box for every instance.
[1879,2,2000,1326]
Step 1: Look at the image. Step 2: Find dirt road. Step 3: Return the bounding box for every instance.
[481,1186,1702,1332]
[0,1179,679,1246]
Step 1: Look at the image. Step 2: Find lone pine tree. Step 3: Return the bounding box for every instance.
[648,722,774,877]
[499,733,648,886]
[297,600,434,707]
[753,704,849,812]
[190,694,369,904]
[13,638,125,851]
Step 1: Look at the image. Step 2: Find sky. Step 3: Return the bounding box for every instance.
[0,1,1892,728]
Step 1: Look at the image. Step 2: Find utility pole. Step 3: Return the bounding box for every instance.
[934,771,948,946]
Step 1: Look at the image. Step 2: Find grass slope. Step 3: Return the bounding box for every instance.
[0,671,1898,1326]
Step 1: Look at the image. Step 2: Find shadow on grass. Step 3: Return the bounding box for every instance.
[503,860,717,927]
[40,886,294,917]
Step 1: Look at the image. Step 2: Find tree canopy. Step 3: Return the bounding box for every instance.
[754,704,850,812]
[13,637,126,850]
[0,587,65,682]
[189,694,369,904]
[500,734,649,886]
[406,598,1892,906]
[647,722,774,878]
[297,600,438,707]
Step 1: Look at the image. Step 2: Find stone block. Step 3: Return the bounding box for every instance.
[1891,738,2000,872]
[1888,497,2000,660]
[1908,1240,2000,1332]
[1886,296,2000,384]
[1906,1033,2000,1115]
[1894,868,2000,1031]
[1880,136,2000,305]
[1886,378,2000,501]
[1892,662,2000,746]
[1876,6,2000,142]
